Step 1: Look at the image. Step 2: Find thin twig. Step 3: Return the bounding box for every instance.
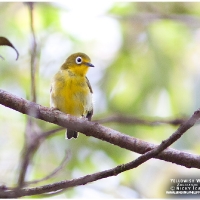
[17,2,39,188]
[25,151,71,186]
[39,127,64,139]
[17,125,62,187]
[17,127,63,187]
[17,119,41,187]
[94,114,186,126]
[28,2,37,103]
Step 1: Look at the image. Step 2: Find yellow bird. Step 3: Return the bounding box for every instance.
[50,52,94,139]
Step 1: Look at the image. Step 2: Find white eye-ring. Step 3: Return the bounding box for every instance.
[76,56,82,65]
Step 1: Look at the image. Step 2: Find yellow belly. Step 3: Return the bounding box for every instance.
[50,70,92,117]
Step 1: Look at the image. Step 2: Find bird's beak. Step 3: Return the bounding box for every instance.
[86,62,95,67]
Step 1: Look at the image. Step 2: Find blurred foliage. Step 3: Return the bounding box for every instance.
[1,2,200,198]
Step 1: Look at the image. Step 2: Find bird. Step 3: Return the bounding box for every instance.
[50,52,94,139]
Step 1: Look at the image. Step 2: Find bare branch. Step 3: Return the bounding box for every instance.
[0,89,200,169]
[27,2,37,103]
[94,114,186,126]
[39,127,64,139]
[17,120,42,187]
[25,151,70,186]
[17,3,40,188]
[1,108,200,198]
[17,127,63,187]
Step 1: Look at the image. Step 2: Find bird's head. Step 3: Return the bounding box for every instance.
[61,52,94,76]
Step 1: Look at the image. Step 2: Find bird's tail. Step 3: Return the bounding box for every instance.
[65,129,78,139]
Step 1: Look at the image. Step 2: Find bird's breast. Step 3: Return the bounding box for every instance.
[50,70,92,117]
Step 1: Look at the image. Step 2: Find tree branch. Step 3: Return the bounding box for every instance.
[0,89,200,169]
[17,3,40,188]
[27,2,37,103]
[94,114,186,126]
[17,122,42,188]
[24,151,70,186]
[0,105,200,197]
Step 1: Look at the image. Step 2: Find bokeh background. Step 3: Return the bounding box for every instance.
[1,2,200,198]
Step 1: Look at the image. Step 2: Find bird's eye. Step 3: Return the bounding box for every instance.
[76,56,82,65]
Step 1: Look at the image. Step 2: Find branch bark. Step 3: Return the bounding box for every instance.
[0,103,200,197]
[0,89,200,169]
[94,114,186,126]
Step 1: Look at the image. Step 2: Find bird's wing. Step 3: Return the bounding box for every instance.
[85,76,93,121]
[86,76,93,93]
